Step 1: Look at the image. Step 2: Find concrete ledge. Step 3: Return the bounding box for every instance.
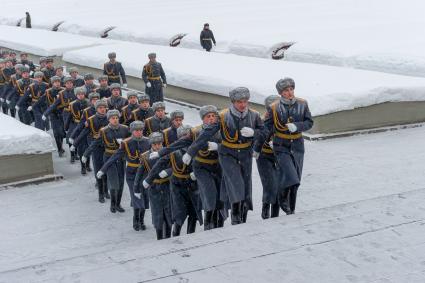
[0,174,63,190]
[0,152,54,185]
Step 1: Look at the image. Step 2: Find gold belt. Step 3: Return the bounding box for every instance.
[221,140,252,149]
[74,119,81,123]
[172,172,190,179]
[153,178,169,184]
[105,148,118,154]
[148,76,161,80]
[261,147,274,154]
[108,75,120,79]
[127,161,139,168]
[195,156,218,164]
[275,132,302,140]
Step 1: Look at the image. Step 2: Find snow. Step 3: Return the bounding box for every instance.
[63,42,425,116]
[0,25,115,56]
[0,113,54,156]
[1,102,425,281]
[1,0,425,77]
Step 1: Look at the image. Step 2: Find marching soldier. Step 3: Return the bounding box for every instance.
[134,132,172,240]
[38,57,47,71]
[120,91,139,126]
[9,51,18,66]
[98,121,150,230]
[19,52,36,74]
[143,102,171,136]
[150,105,224,230]
[95,110,131,212]
[0,58,15,114]
[254,95,282,219]
[42,57,55,84]
[200,23,216,52]
[83,73,96,95]
[132,93,154,122]
[40,76,66,156]
[55,66,65,86]
[72,99,109,201]
[162,110,184,147]
[256,78,313,215]
[4,63,23,117]
[68,67,85,87]
[13,66,32,124]
[107,83,128,111]
[96,75,112,99]
[186,87,264,225]
[0,59,6,114]
[17,71,49,130]
[103,52,127,87]
[142,53,166,104]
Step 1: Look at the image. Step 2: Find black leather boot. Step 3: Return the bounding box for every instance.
[70,150,75,163]
[187,217,197,234]
[261,203,271,219]
[172,223,182,237]
[156,229,163,240]
[242,202,248,223]
[289,186,298,214]
[115,188,125,213]
[139,209,146,230]
[164,223,172,239]
[102,177,110,199]
[133,209,140,231]
[271,202,280,218]
[216,210,224,228]
[204,211,213,231]
[80,160,87,175]
[279,187,292,215]
[97,179,105,203]
[231,202,242,225]
[86,157,92,172]
[110,191,117,213]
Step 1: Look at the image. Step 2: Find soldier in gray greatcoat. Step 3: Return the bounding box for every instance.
[142,53,167,105]
[185,87,264,225]
[255,78,313,215]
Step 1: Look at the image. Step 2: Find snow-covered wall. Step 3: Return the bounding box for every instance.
[0,113,54,156]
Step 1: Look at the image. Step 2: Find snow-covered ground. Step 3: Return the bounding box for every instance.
[0,113,54,156]
[1,0,425,77]
[0,101,424,282]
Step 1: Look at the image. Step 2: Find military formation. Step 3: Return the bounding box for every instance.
[0,49,313,240]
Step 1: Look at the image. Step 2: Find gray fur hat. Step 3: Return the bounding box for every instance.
[39,57,47,63]
[108,52,116,59]
[199,105,218,119]
[95,99,108,110]
[21,66,30,73]
[45,57,54,63]
[264,95,280,108]
[152,101,165,112]
[63,76,74,84]
[148,52,156,59]
[149,132,163,144]
[229,87,250,102]
[138,93,150,102]
[107,109,120,120]
[177,124,192,139]
[126,91,138,99]
[68,67,79,73]
[130,121,144,132]
[110,83,121,90]
[170,110,184,120]
[98,75,108,81]
[276,77,295,93]
[33,71,44,78]
[84,73,94,81]
[50,76,61,83]
[88,92,100,100]
[15,63,24,71]
[75,87,87,96]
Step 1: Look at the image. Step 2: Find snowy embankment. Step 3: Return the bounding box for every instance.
[1,0,425,77]
[0,113,54,156]
[0,25,115,56]
[63,42,425,116]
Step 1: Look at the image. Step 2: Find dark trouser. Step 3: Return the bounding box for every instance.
[1,101,8,114]
[257,154,281,219]
[50,113,65,152]
[126,173,149,210]
[19,107,32,125]
[149,182,172,239]
[145,80,164,105]
[105,156,125,207]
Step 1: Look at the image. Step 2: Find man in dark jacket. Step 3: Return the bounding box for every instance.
[200,23,216,52]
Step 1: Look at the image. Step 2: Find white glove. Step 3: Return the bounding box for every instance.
[69,138,74,145]
[122,83,128,88]
[142,180,150,188]
[287,123,297,133]
[27,106,32,111]
[149,151,160,159]
[42,115,47,121]
[163,83,167,88]
[15,106,19,111]
[252,151,260,159]
[146,82,152,88]
[190,172,196,181]
[116,138,123,145]
[0,98,4,102]
[268,141,274,149]
[96,171,104,179]
[6,100,10,105]
[240,127,255,137]
[208,141,218,151]
[134,193,141,199]
[159,170,168,178]
[69,145,76,152]
[81,156,87,163]
[182,153,192,165]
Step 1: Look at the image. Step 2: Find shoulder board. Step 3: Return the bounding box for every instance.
[121,124,129,129]
[141,151,150,158]
[219,108,229,115]
[296,97,306,103]
[123,137,132,143]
